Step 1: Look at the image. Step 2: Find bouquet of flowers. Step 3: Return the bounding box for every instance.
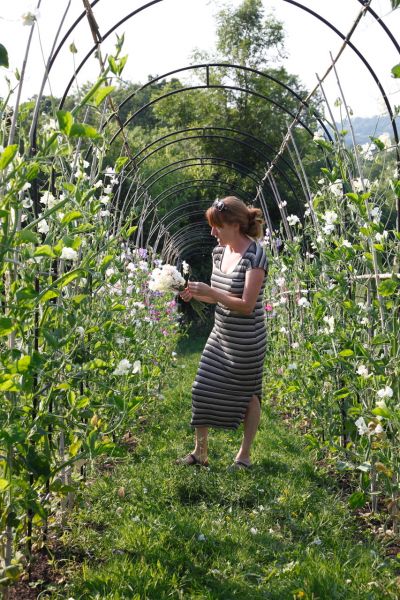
[148,263,206,320]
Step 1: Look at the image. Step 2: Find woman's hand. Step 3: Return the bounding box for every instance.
[187,282,214,298]
[179,287,193,302]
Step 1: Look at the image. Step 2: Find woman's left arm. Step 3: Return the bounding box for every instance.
[188,268,265,315]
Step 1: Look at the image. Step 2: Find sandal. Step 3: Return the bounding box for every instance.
[229,460,252,470]
[175,453,209,467]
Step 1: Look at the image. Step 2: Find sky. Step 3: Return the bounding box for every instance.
[1,0,399,120]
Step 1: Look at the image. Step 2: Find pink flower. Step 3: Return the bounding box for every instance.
[265,304,273,312]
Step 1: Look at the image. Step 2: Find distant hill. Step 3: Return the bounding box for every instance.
[334,115,400,145]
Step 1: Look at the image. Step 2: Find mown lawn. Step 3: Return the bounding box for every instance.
[46,333,399,599]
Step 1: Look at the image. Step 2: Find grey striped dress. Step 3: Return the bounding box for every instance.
[191,240,268,430]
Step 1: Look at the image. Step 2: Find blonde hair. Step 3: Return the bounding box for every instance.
[205,196,264,240]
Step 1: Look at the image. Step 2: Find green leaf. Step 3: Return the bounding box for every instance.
[338,349,354,357]
[17,355,31,372]
[370,136,385,151]
[16,286,37,301]
[0,318,14,336]
[378,278,398,297]
[39,290,59,303]
[348,491,367,509]
[115,156,129,173]
[17,229,38,244]
[91,85,115,107]
[372,407,391,419]
[69,122,101,139]
[0,145,18,170]
[34,245,55,258]
[391,64,400,78]
[111,303,126,311]
[0,478,9,491]
[100,254,114,269]
[56,269,85,289]
[391,0,400,9]
[124,225,138,238]
[26,446,50,477]
[57,110,74,135]
[108,56,118,74]
[0,43,9,68]
[61,210,84,225]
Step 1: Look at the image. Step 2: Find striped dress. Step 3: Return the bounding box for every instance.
[191,240,268,430]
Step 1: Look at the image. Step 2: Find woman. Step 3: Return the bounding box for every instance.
[177,196,268,469]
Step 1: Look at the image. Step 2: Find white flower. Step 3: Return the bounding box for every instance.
[21,11,38,26]
[105,267,116,277]
[38,219,49,234]
[279,326,288,334]
[22,197,33,208]
[370,206,381,223]
[103,185,113,195]
[138,260,148,272]
[104,167,116,177]
[355,416,369,436]
[291,342,299,349]
[297,297,310,308]
[313,130,324,141]
[378,132,391,149]
[250,528,258,535]
[21,182,31,191]
[360,317,369,326]
[322,223,335,235]
[342,240,353,248]
[356,364,370,378]
[182,261,190,275]
[323,315,335,333]
[352,178,370,192]
[40,191,57,209]
[360,143,374,161]
[374,424,384,435]
[276,277,285,287]
[328,180,343,197]
[377,386,393,399]
[310,537,322,546]
[376,399,387,409]
[197,533,206,541]
[148,265,185,292]
[100,210,110,217]
[278,201,287,209]
[287,214,301,226]
[113,359,132,376]
[76,326,85,335]
[94,180,103,188]
[61,247,78,261]
[375,231,388,243]
[322,210,338,225]
[288,363,297,370]
[132,360,141,374]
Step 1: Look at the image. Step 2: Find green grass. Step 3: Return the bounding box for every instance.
[46,333,400,599]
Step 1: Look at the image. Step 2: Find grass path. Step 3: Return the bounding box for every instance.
[51,335,399,599]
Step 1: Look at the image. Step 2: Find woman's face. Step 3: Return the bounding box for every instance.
[210,222,238,245]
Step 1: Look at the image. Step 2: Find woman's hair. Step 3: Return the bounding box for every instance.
[205,196,264,240]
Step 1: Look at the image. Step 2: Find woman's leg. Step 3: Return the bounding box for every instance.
[235,395,261,464]
[194,427,209,462]
[177,427,209,464]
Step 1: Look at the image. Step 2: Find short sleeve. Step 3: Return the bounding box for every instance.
[245,243,268,273]
[212,245,223,269]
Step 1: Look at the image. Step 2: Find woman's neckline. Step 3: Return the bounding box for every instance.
[219,240,255,275]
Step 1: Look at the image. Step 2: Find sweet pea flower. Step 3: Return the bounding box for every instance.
[377,386,393,399]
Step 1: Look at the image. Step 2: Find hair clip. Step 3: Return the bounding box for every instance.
[213,199,227,212]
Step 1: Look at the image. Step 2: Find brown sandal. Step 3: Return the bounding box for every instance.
[175,453,209,467]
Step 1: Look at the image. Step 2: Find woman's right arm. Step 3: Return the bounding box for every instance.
[180,288,216,304]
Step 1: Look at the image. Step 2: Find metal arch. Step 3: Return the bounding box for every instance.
[283,0,399,148]
[29,0,399,159]
[163,224,213,262]
[131,160,266,235]
[108,83,316,147]
[148,200,211,236]
[105,62,331,143]
[128,133,303,188]
[132,156,279,207]
[119,144,302,215]
[134,177,254,244]
[149,207,219,244]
